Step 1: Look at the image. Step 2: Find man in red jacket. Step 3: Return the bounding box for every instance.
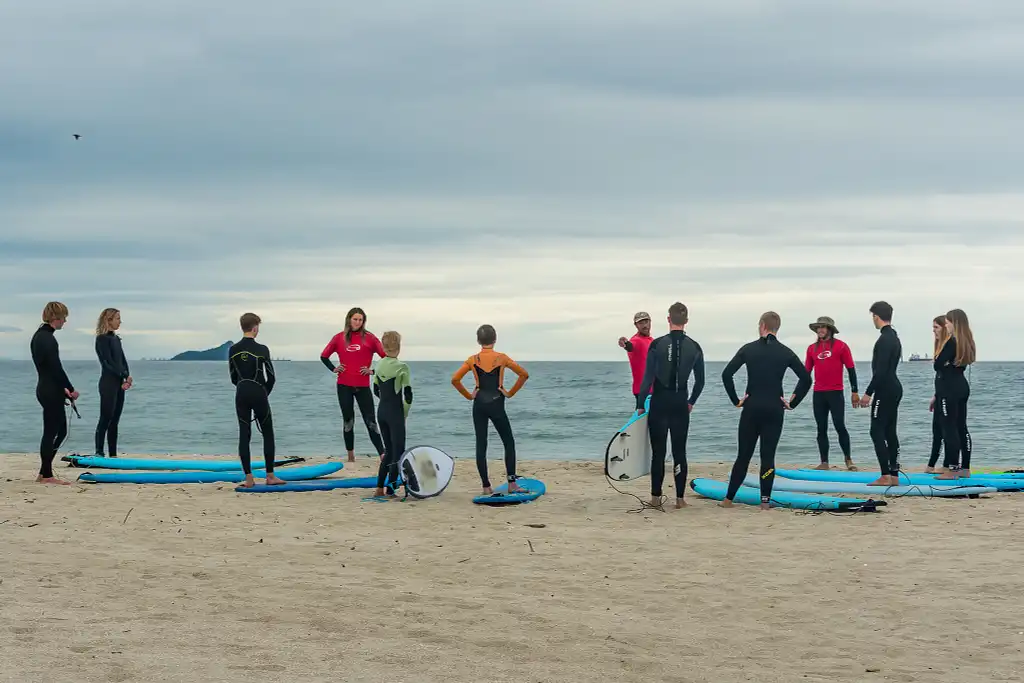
[618,311,653,401]
[805,316,860,471]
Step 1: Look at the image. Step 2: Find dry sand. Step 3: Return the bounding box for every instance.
[2,453,1023,683]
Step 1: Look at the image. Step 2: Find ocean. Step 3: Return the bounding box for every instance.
[1,360,1022,467]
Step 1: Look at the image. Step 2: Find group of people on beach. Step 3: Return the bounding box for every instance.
[618,302,977,510]
[28,303,530,497]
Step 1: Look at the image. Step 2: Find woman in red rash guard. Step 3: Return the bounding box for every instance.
[320,307,386,462]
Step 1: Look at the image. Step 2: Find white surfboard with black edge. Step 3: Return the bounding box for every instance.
[605,395,652,481]
[398,445,455,499]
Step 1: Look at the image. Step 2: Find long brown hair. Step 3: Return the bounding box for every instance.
[95,308,120,336]
[344,307,368,345]
[946,308,976,366]
[932,315,949,358]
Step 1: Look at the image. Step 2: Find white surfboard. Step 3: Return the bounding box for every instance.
[398,445,455,499]
[604,395,652,481]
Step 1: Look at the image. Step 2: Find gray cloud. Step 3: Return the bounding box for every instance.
[0,325,22,333]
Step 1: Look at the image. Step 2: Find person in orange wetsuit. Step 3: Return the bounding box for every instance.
[451,324,530,495]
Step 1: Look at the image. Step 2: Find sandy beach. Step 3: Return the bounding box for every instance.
[2,453,1023,683]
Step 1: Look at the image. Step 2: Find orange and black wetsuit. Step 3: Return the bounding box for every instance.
[451,348,529,488]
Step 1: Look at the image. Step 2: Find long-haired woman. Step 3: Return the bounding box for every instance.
[934,308,976,479]
[94,308,132,457]
[320,307,386,462]
[925,315,949,473]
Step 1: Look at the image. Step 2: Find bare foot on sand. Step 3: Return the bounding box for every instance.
[867,475,897,486]
[481,486,494,496]
[347,451,356,463]
[813,462,830,470]
[924,467,936,474]
[760,503,771,511]
[675,498,689,509]
[265,474,286,486]
[718,500,734,508]
[845,459,858,471]
[36,476,71,486]
[240,474,256,488]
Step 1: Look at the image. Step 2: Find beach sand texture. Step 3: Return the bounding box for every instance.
[2,454,1022,683]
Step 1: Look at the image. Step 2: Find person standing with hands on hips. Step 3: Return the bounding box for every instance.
[804,316,859,471]
[618,311,654,402]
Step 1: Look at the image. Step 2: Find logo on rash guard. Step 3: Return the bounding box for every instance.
[816,350,833,360]
[345,344,362,352]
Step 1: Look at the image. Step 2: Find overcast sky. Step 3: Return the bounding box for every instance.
[2,1,1023,362]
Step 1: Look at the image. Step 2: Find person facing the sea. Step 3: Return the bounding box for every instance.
[720,311,812,509]
[320,307,386,462]
[451,324,529,495]
[859,301,903,486]
[30,301,79,485]
[372,331,413,497]
[229,313,285,488]
[94,308,132,458]
[926,315,950,473]
[934,308,976,480]
[635,302,705,509]
[804,316,858,471]
[618,311,653,400]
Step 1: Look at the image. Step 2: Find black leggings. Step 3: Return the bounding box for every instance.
[870,391,902,475]
[36,388,67,479]
[938,395,972,470]
[927,406,946,469]
[337,385,385,455]
[647,393,690,498]
[726,408,784,503]
[95,375,125,456]
[812,390,850,462]
[473,397,516,488]
[376,405,406,490]
[235,383,275,475]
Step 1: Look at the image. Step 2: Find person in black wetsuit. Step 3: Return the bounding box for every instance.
[30,301,79,485]
[635,302,705,509]
[228,313,285,488]
[721,311,812,509]
[372,331,414,497]
[858,301,903,486]
[926,315,949,473]
[934,308,976,480]
[94,308,133,457]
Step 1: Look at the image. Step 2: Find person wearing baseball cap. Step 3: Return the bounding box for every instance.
[804,316,859,471]
[618,311,654,401]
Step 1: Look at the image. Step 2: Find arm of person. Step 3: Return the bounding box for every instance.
[688,342,705,407]
[263,353,276,395]
[636,340,658,411]
[502,355,529,397]
[788,351,813,408]
[229,355,239,386]
[933,337,955,370]
[451,359,474,400]
[841,343,859,398]
[400,364,413,406]
[721,346,745,406]
[373,334,386,360]
[319,335,338,371]
[96,335,121,377]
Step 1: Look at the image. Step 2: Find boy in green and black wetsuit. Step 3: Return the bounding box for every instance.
[372,331,413,496]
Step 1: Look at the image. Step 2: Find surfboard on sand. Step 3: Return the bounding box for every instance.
[605,395,652,481]
[398,445,455,499]
[473,478,546,505]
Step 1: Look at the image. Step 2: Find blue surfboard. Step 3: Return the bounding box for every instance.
[776,469,1024,491]
[63,454,305,471]
[236,476,382,493]
[77,462,342,484]
[473,478,546,505]
[690,478,884,511]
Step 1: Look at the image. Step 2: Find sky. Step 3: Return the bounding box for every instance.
[2,1,1023,362]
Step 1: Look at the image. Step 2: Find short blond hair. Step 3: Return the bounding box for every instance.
[381,330,401,356]
[95,308,120,335]
[42,301,69,323]
[759,311,781,334]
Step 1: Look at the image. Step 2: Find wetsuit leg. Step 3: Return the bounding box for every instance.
[829,391,851,460]
[251,390,275,473]
[376,411,394,490]
[870,394,900,475]
[958,397,971,470]
[354,387,385,456]
[647,400,670,497]
[95,375,121,455]
[812,392,830,463]
[235,389,254,474]
[885,390,902,474]
[336,385,356,452]
[757,411,784,503]
[472,400,490,488]
[938,396,961,469]
[668,404,690,497]
[928,407,944,468]
[37,388,67,479]
[488,399,517,481]
[725,408,759,501]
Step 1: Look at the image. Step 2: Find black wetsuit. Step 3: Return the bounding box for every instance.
[228,337,276,474]
[927,405,947,469]
[95,332,129,456]
[722,334,812,503]
[934,336,971,471]
[636,330,705,498]
[30,324,75,478]
[372,369,413,491]
[865,325,902,476]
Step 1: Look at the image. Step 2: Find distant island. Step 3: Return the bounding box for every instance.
[166,341,291,361]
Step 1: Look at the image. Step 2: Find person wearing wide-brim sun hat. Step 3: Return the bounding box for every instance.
[804,315,860,471]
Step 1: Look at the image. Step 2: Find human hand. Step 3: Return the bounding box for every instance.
[617,337,628,348]
[360,366,372,376]
[929,396,935,412]
[781,396,793,410]
[68,390,80,401]
[850,392,859,409]
[859,394,871,409]
[736,394,748,408]
[688,403,694,413]
[470,389,478,400]
[333,365,344,374]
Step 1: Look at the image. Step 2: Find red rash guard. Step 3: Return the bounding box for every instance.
[321,331,385,388]
[804,338,855,392]
[625,334,654,395]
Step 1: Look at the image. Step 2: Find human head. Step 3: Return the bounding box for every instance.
[869,301,893,329]
[758,311,781,337]
[239,312,261,337]
[932,315,949,356]
[632,311,651,336]
[42,301,69,330]
[344,307,366,341]
[95,308,121,335]
[667,302,688,329]
[945,308,976,366]
[476,324,497,347]
[809,316,837,341]
[381,330,401,357]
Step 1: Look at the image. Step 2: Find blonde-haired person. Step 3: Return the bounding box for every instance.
[925,315,950,473]
[94,308,132,457]
[29,301,79,485]
[371,331,413,497]
[935,309,976,480]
